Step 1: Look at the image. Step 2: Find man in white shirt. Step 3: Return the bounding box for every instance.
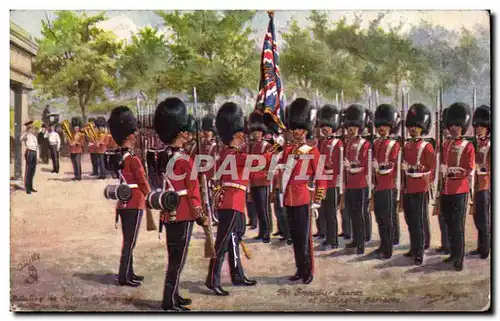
[20,121,38,194]
[44,125,61,173]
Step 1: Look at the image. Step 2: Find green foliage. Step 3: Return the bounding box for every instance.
[117,27,172,103]
[33,11,123,123]
[87,98,136,114]
[155,10,259,108]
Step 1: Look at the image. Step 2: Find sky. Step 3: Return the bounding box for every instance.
[10,10,490,44]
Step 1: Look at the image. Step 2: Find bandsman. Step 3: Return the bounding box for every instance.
[247,111,274,243]
[342,104,371,254]
[470,105,490,259]
[439,102,474,271]
[278,98,327,283]
[108,106,151,287]
[88,117,99,176]
[316,104,343,250]
[372,104,401,259]
[106,131,119,179]
[154,98,209,311]
[95,116,109,179]
[69,117,85,181]
[401,103,435,265]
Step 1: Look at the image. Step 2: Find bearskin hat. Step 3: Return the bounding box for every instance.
[318,104,340,132]
[154,97,189,144]
[405,103,432,135]
[445,102,472,132]
[95,116,107,129]
[88,117,96,124]
[248,111,268,134]
[202,114,216,133]
[472,105,490,130]
[216,102,245,145]
[71,117,82,129]
[288,98,314,133]
[107,106,137,146]
[375,104,399,129]
[344,104,367,131]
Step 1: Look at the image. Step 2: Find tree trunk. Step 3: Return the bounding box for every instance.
[79,94,88,124]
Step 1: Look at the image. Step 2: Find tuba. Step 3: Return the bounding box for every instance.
[61,120,74,142]
[84,122,99,143]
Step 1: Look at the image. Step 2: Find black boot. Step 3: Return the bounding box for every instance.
[288,272,301,281]
[232,277,257,286]
[118,280,141,287]
[162,305,191,311]
[176,295,192,306]
[205,283,229,296]
[132,274,144,281]
[345,242,357,249]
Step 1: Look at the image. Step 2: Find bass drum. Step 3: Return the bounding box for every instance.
[146,191,179,211]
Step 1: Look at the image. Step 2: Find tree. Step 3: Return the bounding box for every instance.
[33,11,122,123]
[117,27,173,104]
[155,10,259,108]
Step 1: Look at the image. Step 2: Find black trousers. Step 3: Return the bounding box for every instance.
[320,187,339,246]
[441,193,467,264]
[246,192,257,228]
[374,189,394,257]
[162,221,194,309]
[403,192,427,260]
[117,209,143,283]
[90,153,98,175]
[438,209,450,250]
[97,153,107,178]
[273,188,288,236]
[363,188,372,241]
[40,142,49,164]
[70,153,82,179]
[24,150,37,192]
[391,188,400,244]
[474,191,491,257]
[423,193,431,249]
[251,186,272,238]
[346,188,366,251]
[49,145,59,173]
[341,206,351,238]
[286,204,314,278]
[206,210,246,288]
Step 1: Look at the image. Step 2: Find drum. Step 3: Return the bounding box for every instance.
[104,185,132,201]
[146,191,179,211]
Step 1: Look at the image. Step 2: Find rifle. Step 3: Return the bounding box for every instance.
[433,88,444,216]
[193,87,217,259]
[367,86,374,213]
[397,89,407,213]
[468,87,477,215]
[338,90,346,210]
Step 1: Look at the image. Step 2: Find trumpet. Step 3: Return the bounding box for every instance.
[84,122,99,143]
[61,120,74,142]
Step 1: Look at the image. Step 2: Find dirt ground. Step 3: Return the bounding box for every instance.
[10,155,490,312]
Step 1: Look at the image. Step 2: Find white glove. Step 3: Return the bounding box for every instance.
[343,159,350,169]
[440,164,448,174]
[372,159,379,170]
[311,203,321,219]
[401,163,409,171]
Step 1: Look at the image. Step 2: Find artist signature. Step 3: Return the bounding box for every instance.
[17,252,40,284]
[277,287,401,305]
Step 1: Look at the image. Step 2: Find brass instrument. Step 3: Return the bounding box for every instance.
[84,122,99,143]
[62,120,74,142]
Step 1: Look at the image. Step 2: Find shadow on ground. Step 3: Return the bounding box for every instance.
[373,254,413,269]
[73,272,118,286]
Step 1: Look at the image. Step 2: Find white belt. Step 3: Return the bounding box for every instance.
[406,171,430,178]
[324,169,334,174]
[177,189,188,196]
[222,182,247,192]
[127,184,139,188]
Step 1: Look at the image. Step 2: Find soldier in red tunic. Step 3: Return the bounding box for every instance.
[153,98,209,311]
[206,102,269,296]
[470,105,490,259]
[372,104,401,259]
[316,104,343,250]
[95,116,109,179]
[69,117,85,181]
[278,98,327,284]
[343,104,371,255]
[401,103,436,265]
[389,111,402,245]
[108,106,151,287]
[247,111,274,243]
[439,102,475,271]
[87,117,99,176]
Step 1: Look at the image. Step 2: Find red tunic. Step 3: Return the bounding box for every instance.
[199,138,218,180]
[248,139,273,187]
[373,137,400,191]
[96,132,108,154]
[403,139,435,194]
[476,137,490,191]
[160,150,203,222]
[318,136,343,189]
[345,136,370,190]
[116,153,151,210]
[69,132,85,154]
[441,138,475,195]
[280,143,328,207]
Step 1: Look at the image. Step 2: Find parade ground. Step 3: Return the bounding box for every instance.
[10,156,490,312]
